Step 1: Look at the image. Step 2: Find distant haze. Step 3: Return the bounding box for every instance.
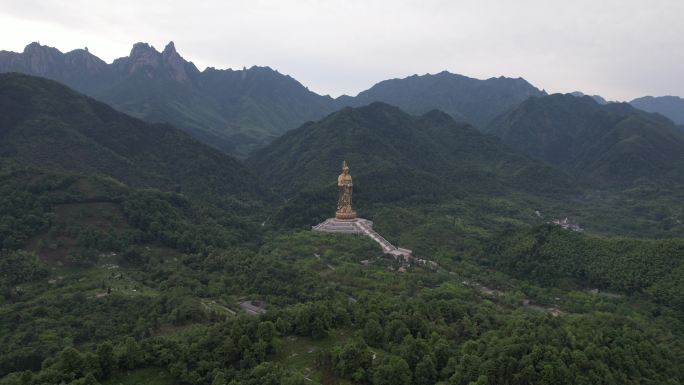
[1,0,682,101]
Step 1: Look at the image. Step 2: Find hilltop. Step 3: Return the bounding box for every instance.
[340,71,545,128]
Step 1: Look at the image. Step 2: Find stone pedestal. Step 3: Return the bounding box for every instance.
[335,210,357,220]
[312,218,371,234]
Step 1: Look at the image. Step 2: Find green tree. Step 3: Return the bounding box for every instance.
[311,317,328,339]
[57,347,85,381]
[332,340,373,382]
[257,321,276,343]
[373,356,411,385]
[275,317,291,334]
[363,319,385,347]
[119,337,143,370]
[415,355,437,385]
[398,335,430,370]
[385,319,410,345]
[96,342,115,378]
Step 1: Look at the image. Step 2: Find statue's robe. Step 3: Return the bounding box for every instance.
[337,174,353,212]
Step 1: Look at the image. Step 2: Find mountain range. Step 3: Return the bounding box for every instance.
[0,42,549,157]
[0,42,338,157]
[2,43,684,236]
[3,41,684,162]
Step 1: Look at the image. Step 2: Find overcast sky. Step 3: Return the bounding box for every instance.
[1,0,682,101]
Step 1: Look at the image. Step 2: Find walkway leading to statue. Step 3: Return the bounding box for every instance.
[312,218,412,259]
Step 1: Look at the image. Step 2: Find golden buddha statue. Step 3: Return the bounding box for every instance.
[336,160,357,220]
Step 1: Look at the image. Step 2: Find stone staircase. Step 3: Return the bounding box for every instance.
[354,219,394,253]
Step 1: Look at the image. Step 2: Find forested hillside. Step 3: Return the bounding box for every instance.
[2,216,683,385]
[485,225,684,311]
[250,102,570,197]
[631,95,684,125]
[340,71,545,128]
[486,94,684,188]
[0,73,273,213]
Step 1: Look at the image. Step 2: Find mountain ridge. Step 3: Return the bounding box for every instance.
[1,41,548,157]
[0,42,339,157]
[342,71,546,128]
[630,95,684,125]
[486,93,684,188]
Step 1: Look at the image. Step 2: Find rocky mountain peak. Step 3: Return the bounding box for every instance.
[161,41,190,82]
[64,48,108,74]
[129,42,158,56]
[162,41,177,55]
[20,42,63,74]
[22,42,62,58]
[23,42,38,52]
[126,42,161,75]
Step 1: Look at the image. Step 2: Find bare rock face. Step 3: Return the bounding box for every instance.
[0,42,109,82]
[162,41,190,82]
[108,41,196,82]
[125,42,161,76]
[23,42,63,75]
[63,49,108,74]
[0,42,63,76]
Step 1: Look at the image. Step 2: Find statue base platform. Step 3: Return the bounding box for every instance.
[312,218,372,234]
[335,210,357,220]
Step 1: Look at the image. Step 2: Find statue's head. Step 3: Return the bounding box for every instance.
[342,160,350,174]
